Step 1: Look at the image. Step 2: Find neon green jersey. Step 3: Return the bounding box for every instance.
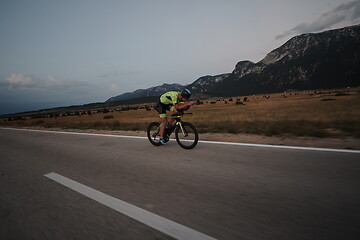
[160,91,180,105]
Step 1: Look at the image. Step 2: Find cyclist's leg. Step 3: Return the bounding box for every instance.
[159,116,167,139]
[168,106,177,125]
[155,101,169,140]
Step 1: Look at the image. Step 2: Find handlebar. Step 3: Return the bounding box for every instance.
[170,112,193,117]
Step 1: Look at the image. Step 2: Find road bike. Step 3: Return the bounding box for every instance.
[147,112,199,149]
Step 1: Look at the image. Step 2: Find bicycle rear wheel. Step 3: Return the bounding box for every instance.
[147,122,162,146]
[175,122,198,149]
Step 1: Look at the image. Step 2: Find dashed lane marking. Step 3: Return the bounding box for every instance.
[45,172,216,240]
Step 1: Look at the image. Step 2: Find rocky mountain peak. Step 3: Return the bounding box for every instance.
[107,24,360,103]
[261,25,360,66]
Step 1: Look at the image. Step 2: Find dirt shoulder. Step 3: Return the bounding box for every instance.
[8,126,360,150]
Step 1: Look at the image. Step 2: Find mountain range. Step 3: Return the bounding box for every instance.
[106,83,184,102]
[107,24,360,103]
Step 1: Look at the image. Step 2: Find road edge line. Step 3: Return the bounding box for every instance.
[1,127,359,154]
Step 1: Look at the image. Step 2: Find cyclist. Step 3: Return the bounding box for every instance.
[154,89,195,145]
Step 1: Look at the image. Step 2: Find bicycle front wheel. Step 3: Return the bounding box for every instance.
[147,122,162,146]
[175,122,199,149]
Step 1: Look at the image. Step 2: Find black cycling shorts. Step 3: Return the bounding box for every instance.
[154,99,172,118]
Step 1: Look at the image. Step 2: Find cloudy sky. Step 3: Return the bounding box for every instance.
[1,0,359,114]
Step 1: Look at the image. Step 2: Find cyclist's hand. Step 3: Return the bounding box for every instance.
[182,102,194,110]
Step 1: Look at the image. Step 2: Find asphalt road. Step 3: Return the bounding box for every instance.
[1,128,360,240]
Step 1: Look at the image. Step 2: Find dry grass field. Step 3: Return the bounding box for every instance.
[1,88,360,138]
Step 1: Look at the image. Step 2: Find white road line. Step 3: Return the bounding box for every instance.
[1,127,360,154]
[199,140,360,153]
[45,172,216,240]
[0,127,146,140]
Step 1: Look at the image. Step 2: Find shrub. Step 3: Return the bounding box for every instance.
[103,115,114,119]
[335,93,350,96]
[196,100,204,105]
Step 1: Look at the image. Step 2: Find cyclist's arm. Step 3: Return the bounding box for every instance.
[174,101,194,110]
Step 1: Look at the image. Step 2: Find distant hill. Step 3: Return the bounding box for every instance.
[107,24,360,102]
[106,83,184,102]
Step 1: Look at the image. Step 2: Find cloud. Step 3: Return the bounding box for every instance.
[100,73,121,78]
[99,70,139,78]
[1,73,88,91]
[45,75,65,87]
[0,73,97,114]
[109,83,122,92]
[276,0,360,39]
[4,73,36,88]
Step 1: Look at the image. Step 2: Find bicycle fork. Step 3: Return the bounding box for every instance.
[177,122,188,137]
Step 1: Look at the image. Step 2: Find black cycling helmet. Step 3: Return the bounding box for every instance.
[180,89,191,99]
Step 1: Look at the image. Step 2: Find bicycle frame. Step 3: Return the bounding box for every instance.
[154,113,192,137]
